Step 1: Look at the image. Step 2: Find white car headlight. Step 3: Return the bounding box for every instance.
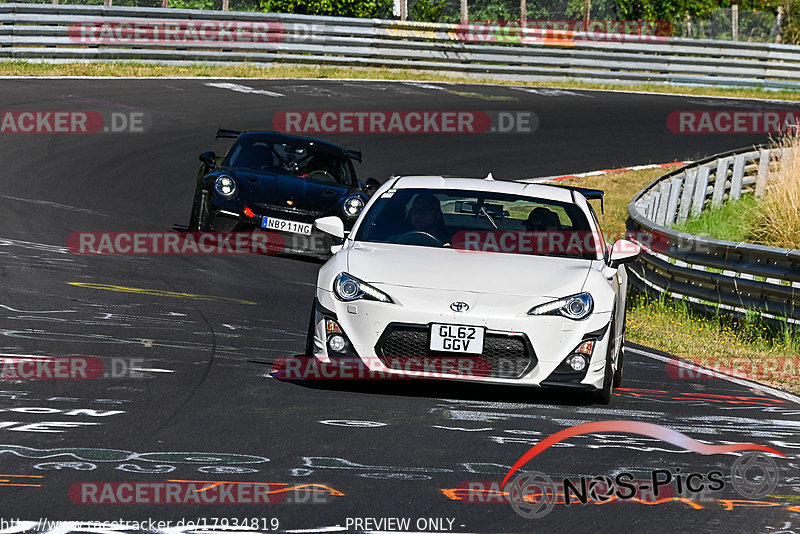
[333,272,393,303]
[528,293,594,320]
[342,195,365,218]
[214,175,237,198]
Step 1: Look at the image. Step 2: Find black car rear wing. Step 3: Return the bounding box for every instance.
[551,184,605,214]
[215,128,362,163]
[216,128,242,139]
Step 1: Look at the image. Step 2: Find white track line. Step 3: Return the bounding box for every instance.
[520,161,691,183]
[626,346,800,405]
[0,75,797,103]
[205,82,284,97]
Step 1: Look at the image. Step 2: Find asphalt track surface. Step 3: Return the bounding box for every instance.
[0,78,799,533]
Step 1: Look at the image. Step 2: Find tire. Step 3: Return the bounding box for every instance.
[593,321,615,404]
[613,309,626,388]
[189,191,213,231]
[304,302,317,357]
[613,349,624,388]
[188,185,203,230]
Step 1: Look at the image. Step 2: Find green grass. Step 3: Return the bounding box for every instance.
[2,60,800,102]
[673,195,759,242]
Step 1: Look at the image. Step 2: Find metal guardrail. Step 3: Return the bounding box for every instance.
[626,146,800,325]
[2,3,800,89]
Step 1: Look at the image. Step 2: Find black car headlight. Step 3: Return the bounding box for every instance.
[342,195,365,218]
[214,175,237,198]
[333,272,393,303]
[528,293,594,320]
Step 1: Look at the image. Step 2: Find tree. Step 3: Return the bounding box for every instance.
[259,0,389,18]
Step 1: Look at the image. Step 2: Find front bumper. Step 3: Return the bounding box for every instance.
[208,201,349,257]
[309,289,613,389]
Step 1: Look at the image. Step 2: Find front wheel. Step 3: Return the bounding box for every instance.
[189,190,213,231]
[613,309,627,388]
[304,302,316,357]
[592,322,615,404]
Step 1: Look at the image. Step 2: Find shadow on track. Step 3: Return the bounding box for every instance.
[266,354,598,407]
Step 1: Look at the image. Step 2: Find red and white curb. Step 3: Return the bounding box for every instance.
[520,160,692,183]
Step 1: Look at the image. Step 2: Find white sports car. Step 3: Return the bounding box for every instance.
[306,175,640,403]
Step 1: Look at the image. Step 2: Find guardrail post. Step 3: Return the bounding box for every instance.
[655,181,671,226]
[691,165,711,216]
[650,192,661,221]
[729,155,746,200]
[755,149,771,197]
[711,157,730,207]
[677,167,697,224]
[642,194,654,219]
[103,0,112,6]
[646,193,656,220]
[223,0,229,10]
[664,176,683,226]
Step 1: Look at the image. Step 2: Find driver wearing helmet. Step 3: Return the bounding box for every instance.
[400,193,450,246]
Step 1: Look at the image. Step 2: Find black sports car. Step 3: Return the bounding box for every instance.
[189,129,379,257]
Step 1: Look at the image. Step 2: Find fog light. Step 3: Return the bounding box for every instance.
[328,334,347,352]
[567,354,587,371]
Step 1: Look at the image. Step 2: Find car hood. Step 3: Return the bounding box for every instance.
[229,168,352,212]
[346,242,591,298]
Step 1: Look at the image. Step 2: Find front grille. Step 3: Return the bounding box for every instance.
[376,324,534,379]
[255,204,324,220]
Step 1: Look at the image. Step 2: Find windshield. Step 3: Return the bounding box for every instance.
[223,137,357,187]
[354,188,600,260]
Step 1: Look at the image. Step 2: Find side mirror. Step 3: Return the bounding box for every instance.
[608,239,641,269]
[363,177,381,196]
[315,216,345,239]
[199,151,217,168]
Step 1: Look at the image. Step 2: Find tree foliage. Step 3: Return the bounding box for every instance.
[409,0,446,22]
[258,0,388,18]
[615,0,780,20]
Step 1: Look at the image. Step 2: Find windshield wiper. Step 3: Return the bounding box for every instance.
[479,206,498,230]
